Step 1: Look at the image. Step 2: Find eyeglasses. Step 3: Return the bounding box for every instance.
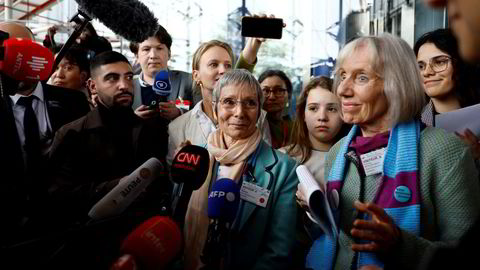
[417,55,452,73]
[218,97,258,110]
[262,86,287,97]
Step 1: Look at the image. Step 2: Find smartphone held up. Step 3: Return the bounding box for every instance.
[241,17,283,39]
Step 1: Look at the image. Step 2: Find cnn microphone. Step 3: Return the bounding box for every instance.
[74,0,159,42]
[88,157,164,220]
[170,144,210,224]
[119,216,182,270]
[0,38,54,83]
[201,178,240,270]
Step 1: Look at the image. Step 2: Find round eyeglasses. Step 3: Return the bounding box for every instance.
[417,55,452,73]
[262,86,287,97]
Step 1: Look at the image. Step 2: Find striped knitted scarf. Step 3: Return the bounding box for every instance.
[306,120,421,270]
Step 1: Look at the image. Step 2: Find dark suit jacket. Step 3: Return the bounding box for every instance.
[0,82,90,247]
[48,106,171,221]
[46,106,171,268]
[132,69,196,112]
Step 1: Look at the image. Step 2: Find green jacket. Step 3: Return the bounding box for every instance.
[324,126,480,269]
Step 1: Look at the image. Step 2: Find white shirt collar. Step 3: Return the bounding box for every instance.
[10,82,44,105]
[192,100,217,126]
[138,72,149,87]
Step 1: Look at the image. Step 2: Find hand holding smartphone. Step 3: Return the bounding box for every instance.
[241,17,283,39]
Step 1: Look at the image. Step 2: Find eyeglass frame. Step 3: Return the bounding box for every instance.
[417,55,453,73]
[261,86,288,97]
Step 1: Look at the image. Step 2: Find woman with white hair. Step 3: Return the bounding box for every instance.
[302,34,480,269]
[183,69,298,270]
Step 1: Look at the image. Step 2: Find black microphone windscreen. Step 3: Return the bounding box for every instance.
[171,145,210,190]
[74,0,159,42]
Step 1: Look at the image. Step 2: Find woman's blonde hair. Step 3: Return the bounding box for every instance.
[191,40,235,94]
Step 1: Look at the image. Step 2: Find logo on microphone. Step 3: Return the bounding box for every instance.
[13,53,23,74]
[226,192,236,202]
[209,191,236,201]
[209,190,225,198]
[27,56,49,71]
[144,229,166,253]
[140,168,151,179]
[154,80,168,90]
[176,152,201,166]
[120,178,142,198]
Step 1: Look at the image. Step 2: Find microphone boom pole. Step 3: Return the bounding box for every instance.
[49,10,92,80]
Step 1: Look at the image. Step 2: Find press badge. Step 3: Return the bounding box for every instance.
[240,181,270,208]
[360,147,386,176]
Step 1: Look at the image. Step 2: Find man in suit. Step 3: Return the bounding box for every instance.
[48,51,171,268]
[0,22,90,248]
[130,25,194,121]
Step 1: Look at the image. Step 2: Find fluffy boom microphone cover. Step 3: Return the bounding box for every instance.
[74,0,158,42]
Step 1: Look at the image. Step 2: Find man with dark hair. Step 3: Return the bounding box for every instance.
[49,46,92,104]
[48,51,171,268]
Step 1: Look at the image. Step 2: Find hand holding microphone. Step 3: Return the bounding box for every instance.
[158,101,180,120]
[152,70,180,120]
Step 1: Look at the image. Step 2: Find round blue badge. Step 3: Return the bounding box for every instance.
[394,186,411,203]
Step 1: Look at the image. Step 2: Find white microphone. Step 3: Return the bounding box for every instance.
[88,157,164,220]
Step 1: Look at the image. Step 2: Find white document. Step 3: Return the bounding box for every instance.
[296,165,337,238]
[436,104,480,136]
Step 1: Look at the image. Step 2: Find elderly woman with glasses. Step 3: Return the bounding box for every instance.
[258,69,293,149]
[304,34,480,270]
[183,69,298,270]
[414,28,480,159]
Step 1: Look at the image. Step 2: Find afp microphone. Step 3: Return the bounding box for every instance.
[170,144,210,223]
[201,178,240,269]
[0,38,54,82]
[88,157,164,220]
[119,216,182,270]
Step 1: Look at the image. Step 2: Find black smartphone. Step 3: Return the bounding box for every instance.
[241,17,283,39]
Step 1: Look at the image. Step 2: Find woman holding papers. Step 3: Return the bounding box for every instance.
[283,76,349,269]
[182,69,298,270]
[414,28,480,158]
[303,34,480,270]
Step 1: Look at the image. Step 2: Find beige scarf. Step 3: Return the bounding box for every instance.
[183,129,261,270]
